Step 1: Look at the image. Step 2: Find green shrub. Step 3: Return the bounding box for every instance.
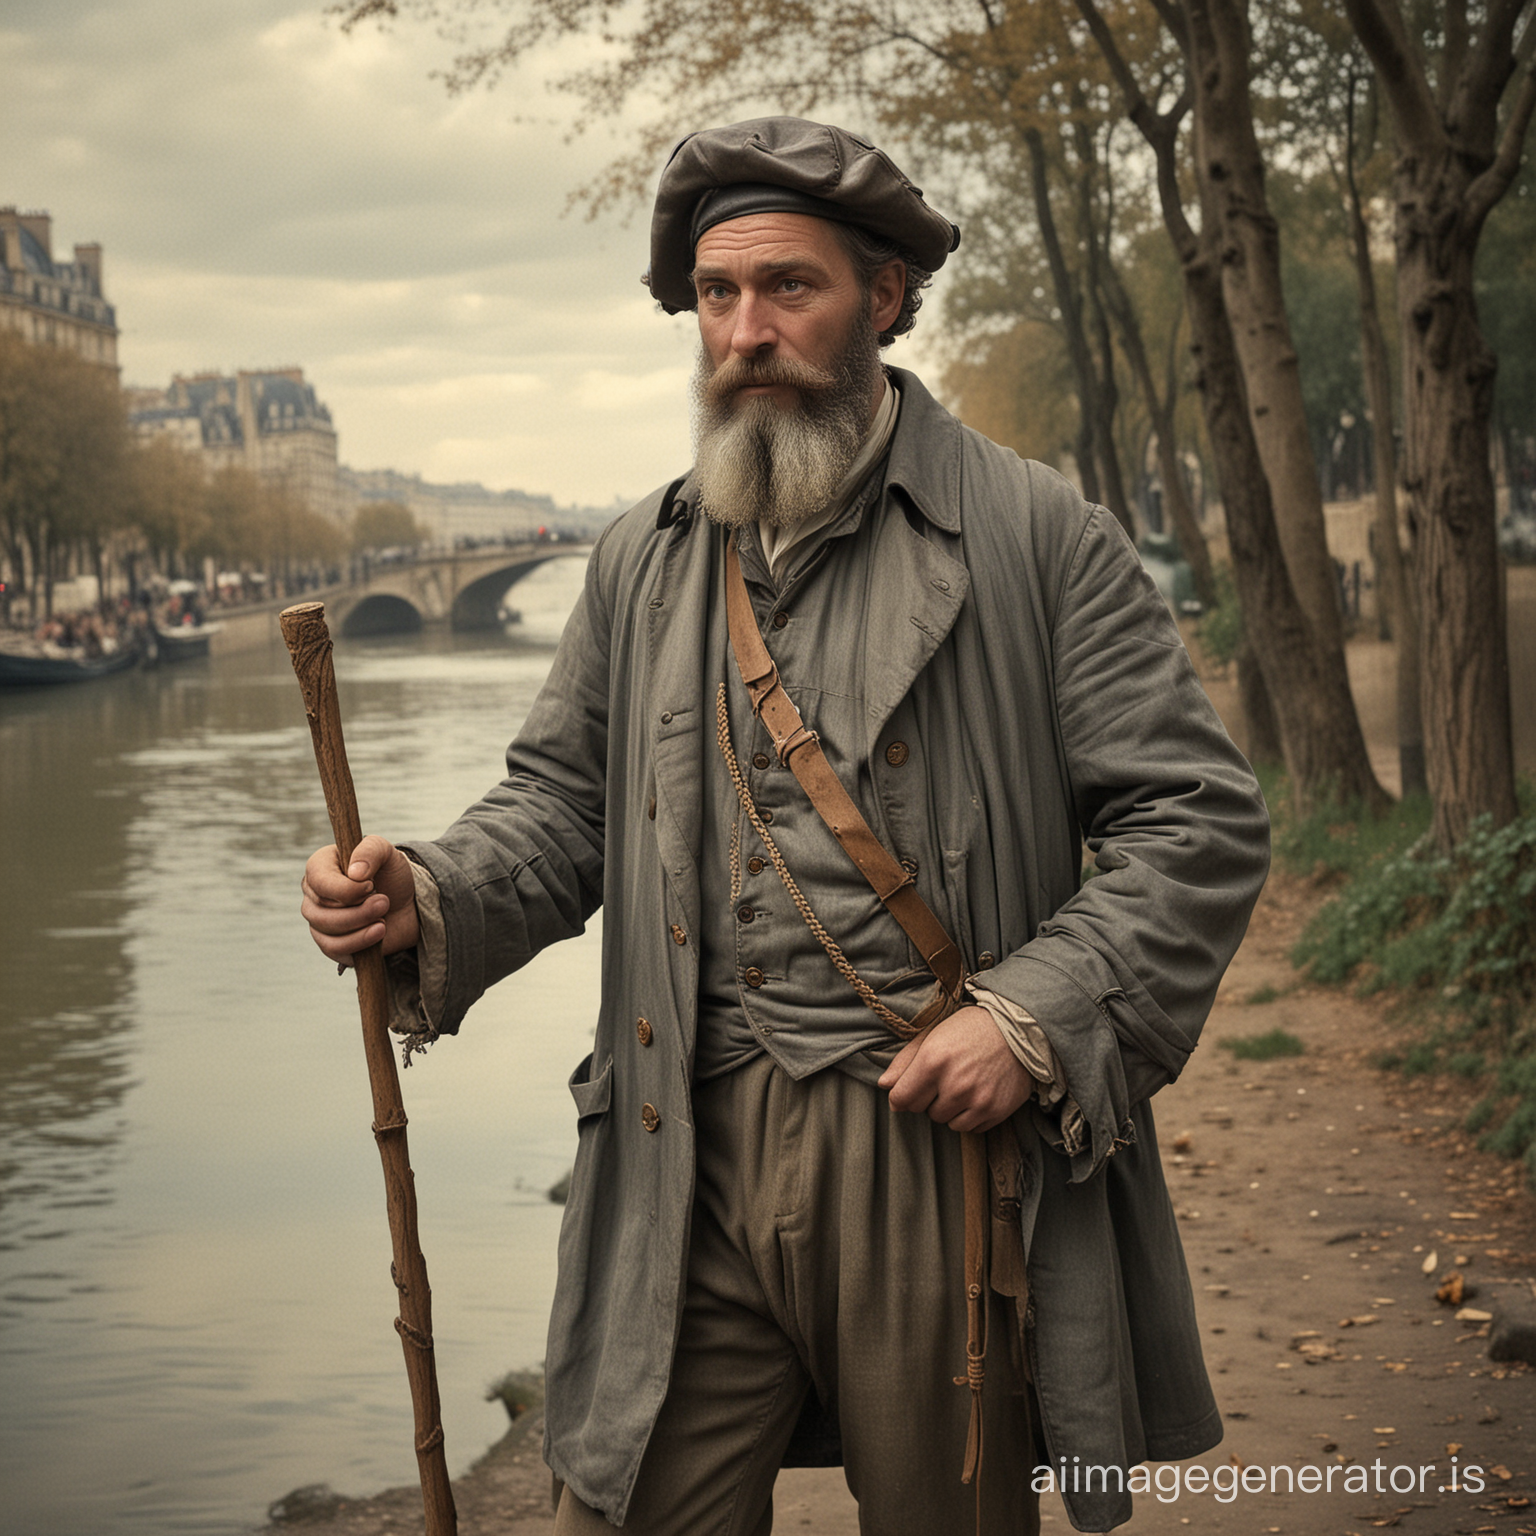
[1284,790,1536,1187]
[1195,566,1243,668]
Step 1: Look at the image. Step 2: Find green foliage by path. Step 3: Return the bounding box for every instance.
[1195,566,1244,669]
[1280,776,1536,1186]
[1219,1028,1305,1060]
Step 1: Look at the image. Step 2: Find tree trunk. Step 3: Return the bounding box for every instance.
[1076,0,1387,811]
[1395,207,1517,844]
[1099,252,1218,606]
[1023,126,1105,510]
[1237,639,1284,764]
[1184,0,1347,656]
[1337,0,1531,846]
[1184,245,1390,812]
[1343,104,1427,797]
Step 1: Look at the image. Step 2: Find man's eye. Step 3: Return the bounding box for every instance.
[779,278,805,293]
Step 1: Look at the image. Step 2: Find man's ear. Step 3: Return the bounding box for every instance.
[869,260,905,334]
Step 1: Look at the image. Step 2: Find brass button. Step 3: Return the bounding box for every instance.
[760,808,773,825]
[737,904,755,924]
[771,611,788,630]
[746,856,765,875]
[885,741,910,767]
[648,795,657,821]
[641,1103,660,1133]
[670,924,687,946]
[636,1017,653,1046]
[900,856,919,876]
[752,752,770,770]
[977,951,996,970]
[744,967,765,989]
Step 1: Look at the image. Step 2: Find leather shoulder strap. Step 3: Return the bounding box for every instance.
[723,539,965,1009]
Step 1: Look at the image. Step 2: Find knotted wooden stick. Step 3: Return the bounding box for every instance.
[281,601,457,1536]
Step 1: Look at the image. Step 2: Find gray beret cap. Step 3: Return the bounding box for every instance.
[645,117,960,315]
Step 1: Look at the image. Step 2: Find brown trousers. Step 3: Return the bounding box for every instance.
[553,1055,1042,1535]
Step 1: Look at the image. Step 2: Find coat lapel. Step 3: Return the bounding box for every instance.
[858,508,970,759]
[645,492,715,939]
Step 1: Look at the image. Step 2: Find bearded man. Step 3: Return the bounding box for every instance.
[301,118,1270,1534]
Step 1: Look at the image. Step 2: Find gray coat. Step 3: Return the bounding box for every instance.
[404,369,1271,1531]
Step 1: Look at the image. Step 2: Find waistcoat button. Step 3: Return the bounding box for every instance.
[752,752,770,770]
[885,741,910,767]
[760,809,773,825]
[743,967,766,989]
[636,1017,653,1046]
[771,611,788,630]
[746,856,765,875]
[641,1103,660,1133]
[670,924,687,945]
[737,904,755,924]
[977,951,997,970]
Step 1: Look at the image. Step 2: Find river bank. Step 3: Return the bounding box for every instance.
[257,866,1536,1534]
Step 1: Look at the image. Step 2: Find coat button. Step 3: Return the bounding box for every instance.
[636,1017,653,1046]
[885,741,910,767]
[641,1103,660,1133]
[977,951,996,970]
[660,711,673,724]
[752,752,770,770]
[771,611,788,630]
[670,924,687,945]
[737,904,755,924]
[744,967,765,989]
[747,856,765,875]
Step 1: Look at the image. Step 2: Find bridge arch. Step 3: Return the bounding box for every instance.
[340,593,424,637]
[452,558,568,630]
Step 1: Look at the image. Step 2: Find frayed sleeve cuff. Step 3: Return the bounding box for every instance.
[968,982,1089,1159]
[384,858,448,1064]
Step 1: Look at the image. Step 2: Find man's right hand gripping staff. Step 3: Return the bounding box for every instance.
[301,833,420,965]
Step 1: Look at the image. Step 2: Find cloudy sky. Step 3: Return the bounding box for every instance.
[6,0,950,509]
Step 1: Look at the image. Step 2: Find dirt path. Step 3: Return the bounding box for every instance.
[261,873,1534,1535]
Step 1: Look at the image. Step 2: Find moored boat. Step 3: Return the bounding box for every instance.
[0,634,145,687]
[153,622,221,662]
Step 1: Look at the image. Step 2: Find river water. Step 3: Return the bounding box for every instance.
[0,555,600,1534]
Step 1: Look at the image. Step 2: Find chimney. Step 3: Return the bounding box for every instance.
[74,243,103,292]
[18,211,52,261]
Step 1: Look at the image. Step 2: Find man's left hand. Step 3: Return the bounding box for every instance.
[878,1005,1037,1134]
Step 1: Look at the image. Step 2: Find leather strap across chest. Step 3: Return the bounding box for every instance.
[723,539,966,1019]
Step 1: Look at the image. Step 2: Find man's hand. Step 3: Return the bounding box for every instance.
[878,1005,1036,1134]
[300,833,420,965]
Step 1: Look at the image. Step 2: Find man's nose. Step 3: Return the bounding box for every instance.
[730,292,777,356]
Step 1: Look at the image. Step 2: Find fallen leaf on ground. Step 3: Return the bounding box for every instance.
[1422,1250,1439,1274]
[1437,1272,1466,1305]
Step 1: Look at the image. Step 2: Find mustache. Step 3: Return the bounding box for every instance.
[702,353,839,408]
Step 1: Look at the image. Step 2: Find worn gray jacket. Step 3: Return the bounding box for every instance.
[403,368,1270,1531]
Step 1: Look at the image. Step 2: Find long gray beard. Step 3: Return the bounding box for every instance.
[689,315,881,531]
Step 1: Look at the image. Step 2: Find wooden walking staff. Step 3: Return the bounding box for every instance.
[280,601,458,1536]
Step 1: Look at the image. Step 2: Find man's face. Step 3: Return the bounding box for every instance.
[688,212,903,530]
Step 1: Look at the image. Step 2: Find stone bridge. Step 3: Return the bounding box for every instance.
[328,540,592,636]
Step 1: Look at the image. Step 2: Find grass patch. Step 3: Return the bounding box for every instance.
[486,1368,544,1422]
[1246,984,1281,1005]
[1219,1027,1306,1060]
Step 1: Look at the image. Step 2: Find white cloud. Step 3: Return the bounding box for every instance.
[3,0,696,505]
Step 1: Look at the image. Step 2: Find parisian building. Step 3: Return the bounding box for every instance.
[129,368,343,524]
[0,207,118,372]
